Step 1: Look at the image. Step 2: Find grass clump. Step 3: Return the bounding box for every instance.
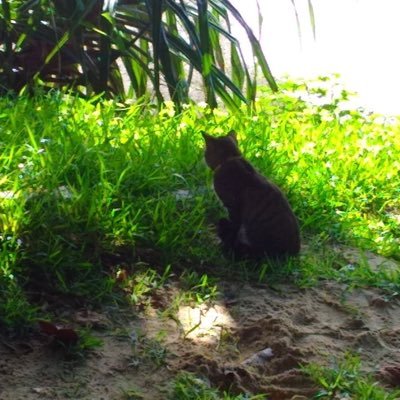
[170,371,266,400]
[179,270,219,304]
[122,265,172,306]
[1,77,400,330]
[304,353,400,399]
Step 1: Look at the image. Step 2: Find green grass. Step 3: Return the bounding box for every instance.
[169,371,266,400]
[304,353,400,399]
[0,77,400,331]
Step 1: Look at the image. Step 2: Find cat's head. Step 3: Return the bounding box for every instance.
[202,130,241,170]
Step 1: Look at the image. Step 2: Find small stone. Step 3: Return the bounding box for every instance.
[242,348,274,366]
[32,387,46,394]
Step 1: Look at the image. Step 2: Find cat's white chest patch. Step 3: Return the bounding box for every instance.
[237,224,251,246]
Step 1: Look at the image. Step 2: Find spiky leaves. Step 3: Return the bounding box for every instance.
[0,0,277,109]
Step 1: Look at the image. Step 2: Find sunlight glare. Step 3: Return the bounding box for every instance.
[177,303,236,344]
[230,0,400,115]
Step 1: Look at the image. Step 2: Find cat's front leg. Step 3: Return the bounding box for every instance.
[218,219,253,260]
[227,206,241,228]
[217,218,237,247]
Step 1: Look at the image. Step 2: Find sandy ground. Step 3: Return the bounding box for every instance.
[1,259,400,400]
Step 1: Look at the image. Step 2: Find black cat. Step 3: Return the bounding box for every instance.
[202,131,300,259]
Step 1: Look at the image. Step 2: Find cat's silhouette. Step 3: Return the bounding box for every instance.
[203,131,300,259]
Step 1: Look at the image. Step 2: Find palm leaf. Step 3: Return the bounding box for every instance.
[308,0,316,40]
[211,0,278,92]
[1,0,280,109]
[196,0,217,107]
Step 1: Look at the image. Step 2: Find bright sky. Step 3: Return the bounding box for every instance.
[231,0,400,115]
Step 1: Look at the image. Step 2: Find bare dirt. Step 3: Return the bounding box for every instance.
[1,254,400,399]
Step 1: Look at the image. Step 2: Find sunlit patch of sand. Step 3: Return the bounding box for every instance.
[177,303,236,343]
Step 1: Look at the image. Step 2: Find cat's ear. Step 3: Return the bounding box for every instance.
[202,131,215,144]
[228,130,238,144]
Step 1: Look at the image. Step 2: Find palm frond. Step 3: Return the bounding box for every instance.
[0,0,279,109]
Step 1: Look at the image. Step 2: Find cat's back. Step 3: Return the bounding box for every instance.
[214,157,282,197]
[213,157,257,190]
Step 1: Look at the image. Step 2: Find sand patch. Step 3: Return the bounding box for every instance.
[1,279,399,399]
